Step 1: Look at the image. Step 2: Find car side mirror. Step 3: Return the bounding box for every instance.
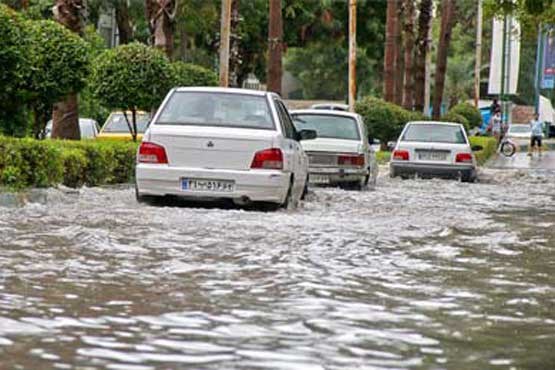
[471,145,483,152]
[298,128,317,141]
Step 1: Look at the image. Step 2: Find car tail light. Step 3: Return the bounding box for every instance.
[338,154,365,167]
[251,148,283,170]
[138,142,168,164]
[456,153,473,163]
[392,150,409,161]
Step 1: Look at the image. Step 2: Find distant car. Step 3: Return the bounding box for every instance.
[44,118,100,139]
[97,111,150,141]
[506,124,532,140]
[309,103,349,112]
[291,109,378,190]
[390,121,478,182]
[135,87,317,209]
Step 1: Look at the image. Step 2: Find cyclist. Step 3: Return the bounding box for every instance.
[489,110,503,146]
[528,113,544,157]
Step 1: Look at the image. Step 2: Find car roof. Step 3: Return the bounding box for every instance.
[310,103,349,109]
[290,109,360,119]
[407,120,463,128]
[173,86,269,97]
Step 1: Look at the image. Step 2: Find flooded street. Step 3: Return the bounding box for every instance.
[1,168,555,370]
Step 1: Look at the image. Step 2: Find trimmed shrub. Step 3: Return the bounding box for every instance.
[470,136,497,165]
[448,103,483,129]
[0,136,137,190]
[441,111,470,131]
[355,97,428,143]
[171,61,218,87]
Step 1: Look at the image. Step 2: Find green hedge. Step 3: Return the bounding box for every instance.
[448,103,483,129]
[469,136,497,165]
[441,111,470,131]
[0,136,137,190]
[355,96,427,143]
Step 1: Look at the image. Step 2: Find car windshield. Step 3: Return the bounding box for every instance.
[103,113,150,133]
[293,114,360,141]
[509,125,531,133]
[156,92,274,130]
[402,123,467,144]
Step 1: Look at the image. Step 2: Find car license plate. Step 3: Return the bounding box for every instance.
[417,151,448,161]
[310,175,330,184]
[181,179,235,192]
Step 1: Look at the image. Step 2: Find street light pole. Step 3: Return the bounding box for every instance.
[474,0,482,107]
[219,0,232,87]
[348,0,357,112]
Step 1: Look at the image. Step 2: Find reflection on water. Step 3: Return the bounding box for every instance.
[0,169,555,369]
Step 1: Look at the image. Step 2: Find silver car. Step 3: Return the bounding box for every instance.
[291,109,378,190]
[44,119,100,139]
[390,121,478,182]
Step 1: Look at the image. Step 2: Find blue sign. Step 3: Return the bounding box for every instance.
[541,30,555,89]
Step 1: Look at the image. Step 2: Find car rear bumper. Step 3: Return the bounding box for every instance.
[390,162,476,179]
[136,164,290,203]
[308,166,368,184]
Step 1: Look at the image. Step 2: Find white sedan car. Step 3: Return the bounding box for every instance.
[506,124,532,140]
[390,121,478,182]
[290,109,378,190]
[135,87,316,209]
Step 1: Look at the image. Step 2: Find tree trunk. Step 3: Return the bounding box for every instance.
[52,0,85,140]
[115,0,133,44]
[145,0,175,59]
[413,0,432,113]
[52,95,80,140]
[383,0,398,102]
[402,0,415,110]
[394,2,404,106]
[432,0,456,120]
[267,0,283,94]
[229,0,241,87]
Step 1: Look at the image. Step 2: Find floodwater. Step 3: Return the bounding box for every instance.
[1,168,554,370]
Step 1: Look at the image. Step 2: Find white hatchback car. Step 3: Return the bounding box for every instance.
[135,87,316,209]
[290,109,378,190]
[390,121,478,182]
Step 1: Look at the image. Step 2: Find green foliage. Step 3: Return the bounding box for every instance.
[376,151,391,164]
[355,97,427,142]
[0,136,138,189]
[441,111,470,131]
[171,61,218,87]
[285,42,376,100]
[448,103,483,129]
[26,20,91,105]
[469,136,497,165]
[90,42,174,112]
[0,4,30,133]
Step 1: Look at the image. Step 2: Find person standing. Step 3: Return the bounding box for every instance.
[490,98,501,116]
[528,113,544,156]
[490,110,503,145]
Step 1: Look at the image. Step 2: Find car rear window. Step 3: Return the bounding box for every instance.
[103,113,150,133]
[402,123,467,144]
[156,92,275,130]
[292,114,360,141]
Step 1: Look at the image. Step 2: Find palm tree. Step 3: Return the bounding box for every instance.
[432,0,456,119]
[402,0,415,109]
[383,0,399,102]
[413,0,432,113]
[51,0,85,140]
[145,0,176,58]
[267,0,283,94]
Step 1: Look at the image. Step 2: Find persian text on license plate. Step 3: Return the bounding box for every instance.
[310,175,330,184]
[181,179,235,192]
[418,151,448,161]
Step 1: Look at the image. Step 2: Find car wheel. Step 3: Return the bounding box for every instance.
[389,167,397,178]
[281,178,294,209]
[301,175,309,200]
[135,183,156,204]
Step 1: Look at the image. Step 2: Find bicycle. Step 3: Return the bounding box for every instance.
[498,135,517,157]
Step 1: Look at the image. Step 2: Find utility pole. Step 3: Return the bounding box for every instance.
[348,0,357,112]
[534,24,544,114]
[267,0,283,95]
[500,15,508,125]
[474,0,483,107]
[219,0,232,87]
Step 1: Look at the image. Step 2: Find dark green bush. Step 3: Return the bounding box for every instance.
[441,111,470,131]
[171,61,218,87]
[0,136,137,190]
[448,103,482,129]
[355,97,428,142]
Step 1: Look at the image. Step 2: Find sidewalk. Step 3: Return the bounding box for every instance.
[487,151,555,170]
